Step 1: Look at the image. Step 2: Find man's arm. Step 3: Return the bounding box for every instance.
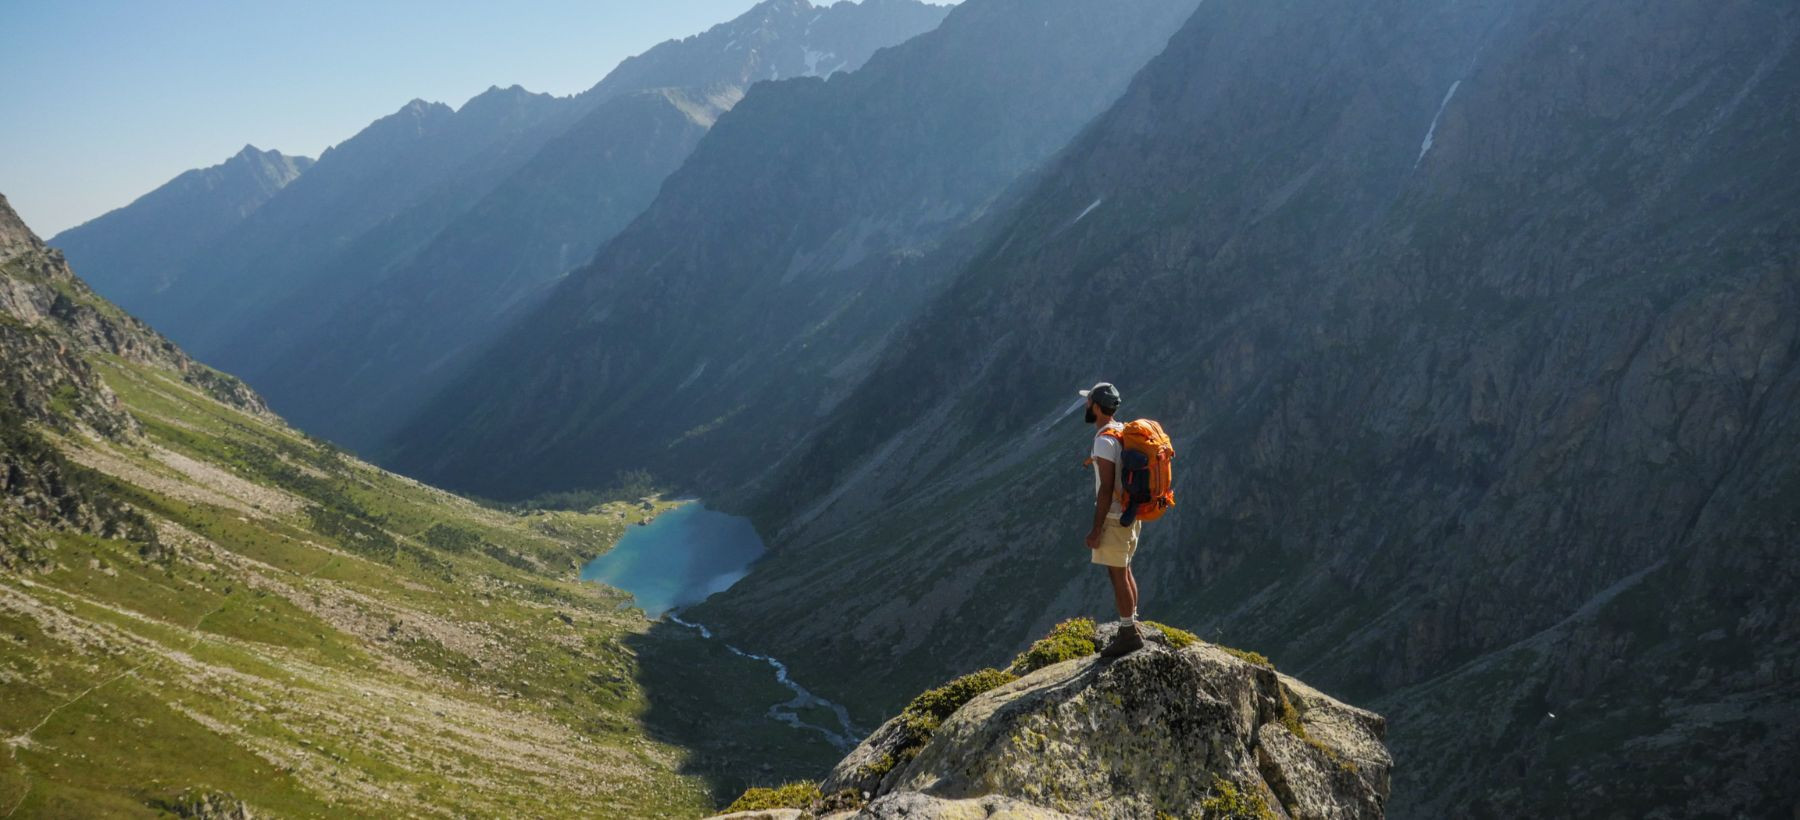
[1086,457,1116,550]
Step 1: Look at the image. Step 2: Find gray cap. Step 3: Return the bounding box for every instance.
[1078,382,1121,411]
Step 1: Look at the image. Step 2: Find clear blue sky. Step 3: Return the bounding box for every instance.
[0,0,857,237]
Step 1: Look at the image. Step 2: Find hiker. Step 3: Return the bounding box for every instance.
[1079,381,1175,658]
[1080,382,1142,656]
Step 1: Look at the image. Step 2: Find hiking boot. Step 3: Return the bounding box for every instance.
[1100,622,1144,658]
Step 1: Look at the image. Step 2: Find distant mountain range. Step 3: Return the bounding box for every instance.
[389,0,1206,496]
[53,0,951,452]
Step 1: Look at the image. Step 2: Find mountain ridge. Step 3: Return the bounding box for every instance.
[55,0,953,454]
[389,0,1205,498]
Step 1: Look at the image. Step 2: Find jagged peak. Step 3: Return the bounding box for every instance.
[457,83,551,115]
[392,98,453,119]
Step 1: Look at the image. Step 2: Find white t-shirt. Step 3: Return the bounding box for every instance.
[1090,421,1125,518]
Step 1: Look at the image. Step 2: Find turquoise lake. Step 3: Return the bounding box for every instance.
[579,502,766,617]
[580,501,860,747]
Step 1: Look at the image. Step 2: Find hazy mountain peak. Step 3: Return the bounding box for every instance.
[584,0,948,100]
[457,83,555,118]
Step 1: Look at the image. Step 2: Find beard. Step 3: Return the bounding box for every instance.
[1084,407,1097,424]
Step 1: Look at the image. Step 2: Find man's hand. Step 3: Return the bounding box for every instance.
[1085,528,1101,550]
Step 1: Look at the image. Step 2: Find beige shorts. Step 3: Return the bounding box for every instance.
[1091,519,1142,567]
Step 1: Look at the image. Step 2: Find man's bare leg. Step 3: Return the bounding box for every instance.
[1107,566,1137,619]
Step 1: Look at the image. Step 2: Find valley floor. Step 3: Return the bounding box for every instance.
[0,358,838,817]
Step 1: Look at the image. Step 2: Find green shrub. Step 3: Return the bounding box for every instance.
[723,781,822,813]
[1007,617,1099,674]
[1218,645,1274,670]
[1141,620,1198,650]
[1199,776,1275,819]
[423,523,482,553]
[890,667,1018,767]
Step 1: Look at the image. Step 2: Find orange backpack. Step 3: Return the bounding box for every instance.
[1098,419,1175,524]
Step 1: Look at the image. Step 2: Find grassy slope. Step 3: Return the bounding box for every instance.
[0,355,835,817]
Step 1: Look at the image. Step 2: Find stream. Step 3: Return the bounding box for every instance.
[580,502,862,749]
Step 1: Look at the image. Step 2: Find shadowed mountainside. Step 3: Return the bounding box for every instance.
[685,0,1800,815]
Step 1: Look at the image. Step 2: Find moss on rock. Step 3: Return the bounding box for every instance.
[1198,776,1276,819]
[1008,617,1100,674]
[1139,620,1198,650]
[724,781,822,813]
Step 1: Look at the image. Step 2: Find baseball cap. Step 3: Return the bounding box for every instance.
[1078,382,1121,411]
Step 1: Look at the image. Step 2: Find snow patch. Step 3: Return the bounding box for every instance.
[803,47,838,77]
[1416,80,1462,167]
[677,361,707,391]
[1073,197,1104,224]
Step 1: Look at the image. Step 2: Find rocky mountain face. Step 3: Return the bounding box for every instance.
[50,145,311,309]
[0,193,265,431]
[389,0,1205,498]
[238,0,950,453]
[0,194,846,814]
[52,0,950,454]
[671,0,1800,816]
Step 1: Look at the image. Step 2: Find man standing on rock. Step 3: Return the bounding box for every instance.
[1080,382,1144,657]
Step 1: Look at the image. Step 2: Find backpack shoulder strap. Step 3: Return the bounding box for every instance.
[1083,426,1124,466]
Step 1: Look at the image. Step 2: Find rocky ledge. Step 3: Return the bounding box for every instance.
[712,621,1391,819]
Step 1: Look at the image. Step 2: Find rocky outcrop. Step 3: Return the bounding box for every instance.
[1,194,267,421]
[148,788,256,820]
[2,192,271,560]
[722,624,1390,819]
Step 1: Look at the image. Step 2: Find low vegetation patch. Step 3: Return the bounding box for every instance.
[1007,617,1099,674]
[1199,776,1276,819]
[857,666,1021,782]
[724,781,822,813]
[500,469,661,512]
[1219,645,1274,669]
[897,667,1018,755]
[1140,620,1197,649]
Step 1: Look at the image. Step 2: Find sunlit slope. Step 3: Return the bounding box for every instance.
[1,194,833,816]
